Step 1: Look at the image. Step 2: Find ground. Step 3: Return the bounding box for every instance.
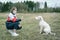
[0,13,60,40]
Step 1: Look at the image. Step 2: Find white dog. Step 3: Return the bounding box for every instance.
[35,16,55,35]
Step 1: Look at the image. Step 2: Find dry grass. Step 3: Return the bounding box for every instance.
[0,13,60,40]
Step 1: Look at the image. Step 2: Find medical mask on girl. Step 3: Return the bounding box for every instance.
[13,10,17,14]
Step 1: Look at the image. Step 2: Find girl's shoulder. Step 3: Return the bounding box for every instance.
[9,13,16,17]
[9,13,13,15]
[9,13,13,16]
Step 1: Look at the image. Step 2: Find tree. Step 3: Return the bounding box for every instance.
[8,2,13,11]
[44,1,47,12]
[25,1,35,11]
[13,2,28,12]
[44,1,47,8]
[0,2,3,12]
[34,2,40,11]
[1,2,10,12]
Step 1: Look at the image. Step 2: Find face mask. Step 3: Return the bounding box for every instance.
[13,10,17,14]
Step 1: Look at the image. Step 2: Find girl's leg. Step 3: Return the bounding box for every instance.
[13,29,16,33]
[8,29,19,36]
[8,30,14,34]
[14,22,22,30]
[6,22,19,36]
[12,29,19,36]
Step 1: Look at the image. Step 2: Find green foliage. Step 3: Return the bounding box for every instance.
[0,1,60,13]
[53,8,60,12]
[1,2,10,12]
[0,2,3,11]
[44,1,47,8]
[25,1,35,11]
[17,3,28,13]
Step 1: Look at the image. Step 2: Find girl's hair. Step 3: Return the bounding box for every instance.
[10,7,17,13]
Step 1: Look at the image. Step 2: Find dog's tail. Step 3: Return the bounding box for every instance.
[50,32,56,36]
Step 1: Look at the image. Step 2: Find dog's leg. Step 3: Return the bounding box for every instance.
[40,26,43,34]
[50,32,56,36]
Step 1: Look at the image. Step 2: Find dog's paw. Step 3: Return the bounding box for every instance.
[54,33,56,36]
[40,32,42,34]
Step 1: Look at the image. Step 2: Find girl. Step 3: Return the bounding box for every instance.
[6,7,22,36]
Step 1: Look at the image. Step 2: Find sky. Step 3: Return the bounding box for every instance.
[0,0,60,8]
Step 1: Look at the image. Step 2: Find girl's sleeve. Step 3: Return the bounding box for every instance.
[12,16,17,22]
[7,13,17,22]
[7,17,10,21]
[7,13,13,21]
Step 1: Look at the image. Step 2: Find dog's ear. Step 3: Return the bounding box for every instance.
[39,17,41,20]
[39,16,43,20]
[38,16,41,20]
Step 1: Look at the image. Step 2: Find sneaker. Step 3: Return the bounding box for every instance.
[11,32,19,36]
[8,30,13,34]
[8,30,19,36]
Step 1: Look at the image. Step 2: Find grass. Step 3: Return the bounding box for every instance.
[0,13,60,40]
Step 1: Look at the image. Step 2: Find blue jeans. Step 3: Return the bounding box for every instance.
[5,19,22,30]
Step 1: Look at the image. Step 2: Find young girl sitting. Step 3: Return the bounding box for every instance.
[6,7,22,36]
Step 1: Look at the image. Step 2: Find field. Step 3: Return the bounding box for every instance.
[0,13,60,40]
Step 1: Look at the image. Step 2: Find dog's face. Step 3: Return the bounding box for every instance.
[35,16,43,21]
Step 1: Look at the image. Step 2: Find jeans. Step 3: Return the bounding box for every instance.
[5,19,22,30]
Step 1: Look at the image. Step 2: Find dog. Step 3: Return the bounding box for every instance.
[35,16,55,35]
